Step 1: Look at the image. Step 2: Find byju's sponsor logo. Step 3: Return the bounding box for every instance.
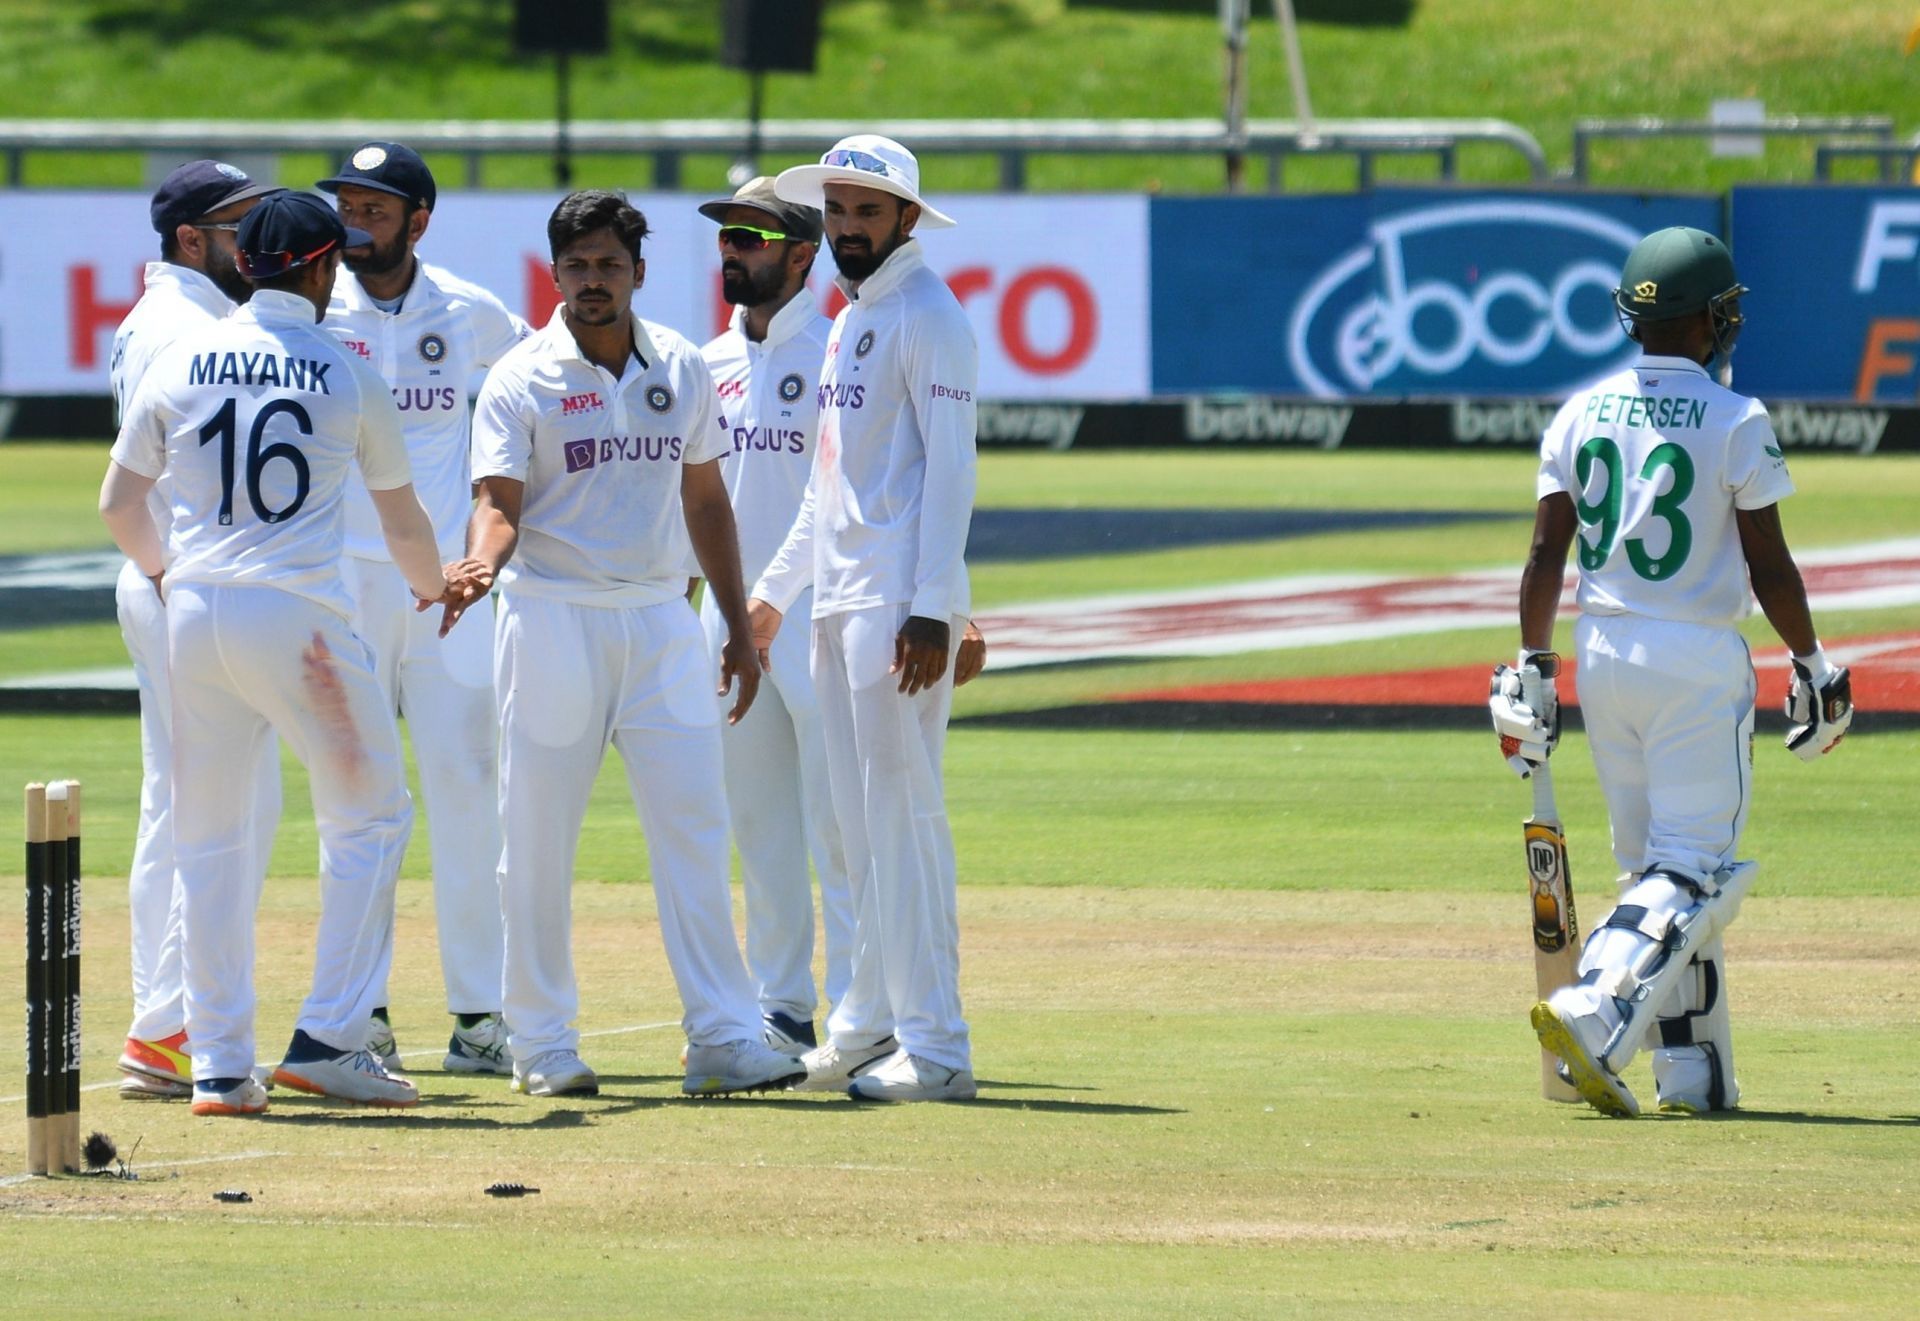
[817,382,866,409]
[1287,201,1644,397]
[930,383,972,402]
[564,435,686,472]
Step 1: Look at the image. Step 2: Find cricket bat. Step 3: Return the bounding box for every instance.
[1523,762,1582,1103]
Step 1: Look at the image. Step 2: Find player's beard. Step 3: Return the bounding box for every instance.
[344,230,411,281]
[829,221,907,282]
[203,243,253,304]
[720,259,786,307]
[567,290,622,326]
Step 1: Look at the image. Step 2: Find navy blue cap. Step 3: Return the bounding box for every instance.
[316,142,437,212]
[150,160,283,234]
[236,192,373,280]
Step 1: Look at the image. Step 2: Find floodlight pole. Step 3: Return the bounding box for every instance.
[1220,0,1251,192]
[1273,0,1316,143]
[733,70,766,187]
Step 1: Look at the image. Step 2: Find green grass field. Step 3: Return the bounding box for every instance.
[2,445,1918,1316]
[0,1,1912,192]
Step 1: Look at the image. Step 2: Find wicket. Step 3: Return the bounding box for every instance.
[24,780,81,1177]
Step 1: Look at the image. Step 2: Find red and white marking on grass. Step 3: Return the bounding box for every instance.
[975,538,1920,670]
[1125,632,1920,713]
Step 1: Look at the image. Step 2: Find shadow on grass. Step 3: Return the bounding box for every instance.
[1688,1109,1920,1129]
[945,1096,1185,1115]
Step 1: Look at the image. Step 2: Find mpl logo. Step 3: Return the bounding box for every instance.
[1286,201,1642,398]
[561,392,604,417]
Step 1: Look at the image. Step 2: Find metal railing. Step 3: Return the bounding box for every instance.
[0,116,1550,190]
[1814,138,1920,182]
[1569,115,1896,183]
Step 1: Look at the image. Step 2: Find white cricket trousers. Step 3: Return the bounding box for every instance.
[116,560,281,1043]
[1574,612,1756,881]
[167,583,413,1081]
[344,556,505,1014]
[700,586,854,1021]
[813,605,970,1072]
[494,591,762,1062]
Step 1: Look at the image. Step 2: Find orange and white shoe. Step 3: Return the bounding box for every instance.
[190,1076,270,1116]
[120,1031,192,1099]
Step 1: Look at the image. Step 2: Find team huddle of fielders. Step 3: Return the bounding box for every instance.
[99,132,985,1115]
[92,129,1854,1124]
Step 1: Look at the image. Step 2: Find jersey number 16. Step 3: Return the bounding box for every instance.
[197,397,313,527]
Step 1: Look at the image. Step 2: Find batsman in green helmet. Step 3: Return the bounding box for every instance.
[1492,225,1855,1118]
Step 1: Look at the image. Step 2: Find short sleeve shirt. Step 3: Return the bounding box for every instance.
[1538,354,1795,628]
[471,309,732,607]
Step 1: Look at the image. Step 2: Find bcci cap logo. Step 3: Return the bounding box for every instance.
[563,439,597,473]
[645,384,674,414]
[855,329,875,359]
[1631,280,1659,303]
[352,145,389,171]
[214,162,248,182]
[778,372,804,402]
[418,333,447,364]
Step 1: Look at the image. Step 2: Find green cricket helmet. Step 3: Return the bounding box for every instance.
[1613,226,1748,357]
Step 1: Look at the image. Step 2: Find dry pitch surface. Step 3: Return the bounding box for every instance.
[2,847,1917,1317]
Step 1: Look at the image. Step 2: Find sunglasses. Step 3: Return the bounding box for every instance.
[192,221,242,233]
[717,224,792,252]
[822,148,894,176]
[235,237,340,279]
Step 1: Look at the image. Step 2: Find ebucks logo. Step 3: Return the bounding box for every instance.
[1287,201,1648,398]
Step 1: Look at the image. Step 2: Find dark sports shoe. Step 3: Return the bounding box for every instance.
[763,1010,818,1058]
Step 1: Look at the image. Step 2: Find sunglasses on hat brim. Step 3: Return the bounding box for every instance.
[822,148,894,176]
[717,224,797,252]
[236,237,340,280]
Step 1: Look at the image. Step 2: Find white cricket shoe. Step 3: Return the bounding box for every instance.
[119,1072,191,1101]
[683,1039,807,1097]
[273,1049,420,1108]
[847,1049,977,1102]
[793,1035,898,1092]
[190,1076,270,1117]
[365,1013,403,1072]
[1532,997,1639,1118]
[511,1050,599,1097]
[444,1014,513,1075]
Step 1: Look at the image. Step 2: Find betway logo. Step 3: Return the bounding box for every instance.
[1184,399,1351,448]
[977,403,1084,450]
[1770,403,1889,454]
[1451,400,1558,445]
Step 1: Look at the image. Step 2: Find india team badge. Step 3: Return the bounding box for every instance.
[855,329,875,359]
[645,384,674,414]
[352,145,388,171]
[778,372,805,403]
[418,333,447,364]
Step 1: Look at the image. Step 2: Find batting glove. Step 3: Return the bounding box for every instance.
[1785,647,1853,761]
[1489,650,1560,778]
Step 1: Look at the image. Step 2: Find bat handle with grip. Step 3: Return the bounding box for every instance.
[1529,760,1557,822]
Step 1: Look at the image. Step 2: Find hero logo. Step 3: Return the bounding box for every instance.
[1287,201,1641,397]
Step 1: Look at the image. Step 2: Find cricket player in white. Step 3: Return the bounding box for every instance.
[694,179,852,1055]
[753,136,979,1102]
[108,160,285,1101]
[454,190,805,1100]
[1495,227,1853,1118]
[102,191,467,1116]
[317,142,531,1074]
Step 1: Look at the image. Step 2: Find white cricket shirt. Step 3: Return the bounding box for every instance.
[1538,354,1795,628]
[700,287,834,583]
[753,240,977,622]
[109,262,236,560]
[111,289,413,621]
[470,308,732,608]
[324,261,530,558]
